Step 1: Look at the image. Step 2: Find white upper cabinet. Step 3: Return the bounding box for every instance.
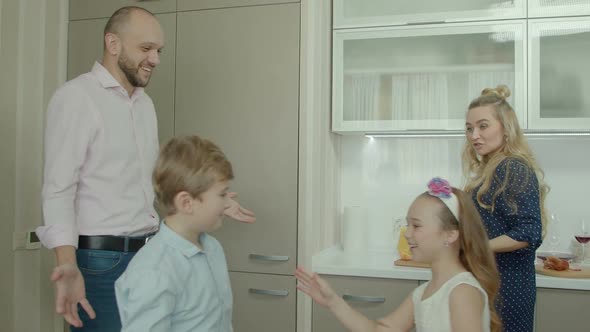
[528,0,590,19]
[333,0,526,29]
[528,17,590,129]
[332,21,526,133]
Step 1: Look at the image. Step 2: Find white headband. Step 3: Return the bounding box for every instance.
[427,177,460,222]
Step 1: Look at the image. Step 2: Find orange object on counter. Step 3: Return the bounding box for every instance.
[397,226,412,260]
[543,256,569,271]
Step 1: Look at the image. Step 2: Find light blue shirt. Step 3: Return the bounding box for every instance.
[115,222,233,332]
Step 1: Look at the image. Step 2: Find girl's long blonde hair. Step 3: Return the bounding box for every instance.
[462,85,549,238]
[421,188,502,332]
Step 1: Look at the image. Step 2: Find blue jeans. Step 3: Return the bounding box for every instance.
[70,249,135,332]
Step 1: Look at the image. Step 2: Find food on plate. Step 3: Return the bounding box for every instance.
[397,226,412,260]
[543,255,569,271]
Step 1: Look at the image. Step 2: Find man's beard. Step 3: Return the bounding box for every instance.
[118,51,150,88]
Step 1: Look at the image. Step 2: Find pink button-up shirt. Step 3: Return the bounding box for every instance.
[37,62,160,249]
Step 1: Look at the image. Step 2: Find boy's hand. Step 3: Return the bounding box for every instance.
[51,263,96,327]
[224,192,256,223]
[295,266,338,308]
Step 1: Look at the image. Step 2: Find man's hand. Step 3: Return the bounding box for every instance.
[224,192,256,223]
[51,263,96,327]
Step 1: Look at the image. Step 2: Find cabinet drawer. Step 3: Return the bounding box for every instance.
[69,0,176,20]
[535,288,590,332]
[312,275,418,331]
[230,272,296,332]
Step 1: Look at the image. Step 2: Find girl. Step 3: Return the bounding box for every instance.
[464,85,548,332]
[296,177,501,332]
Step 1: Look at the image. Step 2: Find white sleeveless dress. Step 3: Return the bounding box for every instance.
[412,272,490,332]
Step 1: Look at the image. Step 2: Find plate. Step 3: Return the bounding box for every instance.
[536,251,576,261]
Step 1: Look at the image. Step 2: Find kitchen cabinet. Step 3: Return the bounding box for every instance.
[332,21,526,133]
[534,287,590,332]
[528,0,590,19]
[174,3,300,331]
[312,275,418,331]
[333,0,525,29]
[66,13,176,145]
[69,0,176,20]
[177,0,299,11]
[174,3,299,276]
[528,17,590,130]
[230,272,297,332]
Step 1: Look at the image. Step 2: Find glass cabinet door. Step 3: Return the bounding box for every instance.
[333,0,525,29]
[528,18,590,129]
[332,21,526,133]
[528,0,590,19]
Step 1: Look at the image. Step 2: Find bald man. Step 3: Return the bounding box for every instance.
[36,6,164,331]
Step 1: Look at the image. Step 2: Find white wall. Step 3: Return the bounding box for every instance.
[340,135,590,258]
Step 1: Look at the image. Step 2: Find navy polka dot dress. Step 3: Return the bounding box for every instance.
[472,158,543,332]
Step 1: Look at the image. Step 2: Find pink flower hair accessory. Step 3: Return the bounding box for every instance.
[427,177,453,199]
[427,177,460,221]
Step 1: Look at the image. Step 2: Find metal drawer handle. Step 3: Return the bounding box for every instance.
[342,294,386,303]
[249,288,289,297]
[249,254,289,262]
[407,21,445,25]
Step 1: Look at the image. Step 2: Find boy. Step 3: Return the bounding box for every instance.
[115,135,235,331]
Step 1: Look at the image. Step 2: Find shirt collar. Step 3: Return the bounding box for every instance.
[91,61,145,98]
[158,221,209,258]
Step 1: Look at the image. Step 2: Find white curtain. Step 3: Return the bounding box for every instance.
[391,73,449,121]
[347,74,381,120]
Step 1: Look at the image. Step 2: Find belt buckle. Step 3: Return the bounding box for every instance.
[145,234,154,244]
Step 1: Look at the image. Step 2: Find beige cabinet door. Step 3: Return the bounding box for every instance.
[312,275,418,332]
[230,272,296,332]
[178,0,299,11]
[535,288,590,332]
[69,0,176,20]
[66,13,176,145]
[175,4,299,275]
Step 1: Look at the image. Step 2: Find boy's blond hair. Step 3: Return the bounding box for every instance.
[153,135,233,216]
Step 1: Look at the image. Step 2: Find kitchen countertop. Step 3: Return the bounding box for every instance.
[312,246,590,291]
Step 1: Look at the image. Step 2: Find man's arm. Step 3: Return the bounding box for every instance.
[51,246,96,328]
[38,85,98,326]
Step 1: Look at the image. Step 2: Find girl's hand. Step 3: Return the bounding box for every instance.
[295,266,338,308]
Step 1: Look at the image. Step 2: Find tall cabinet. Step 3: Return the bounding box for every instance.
[174,3,300,332]
[66,1,300,332]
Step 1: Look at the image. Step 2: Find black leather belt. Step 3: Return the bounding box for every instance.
[78,234,154,252]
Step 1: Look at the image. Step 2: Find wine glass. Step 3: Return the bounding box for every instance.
[547,213,561,252]
[574,218,590,265]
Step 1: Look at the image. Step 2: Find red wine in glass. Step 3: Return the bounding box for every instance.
[575,235,590,244]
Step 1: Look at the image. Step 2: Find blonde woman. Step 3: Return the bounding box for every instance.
[463,85,549,332]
